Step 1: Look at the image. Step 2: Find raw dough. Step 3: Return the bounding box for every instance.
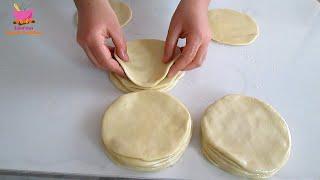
[108,72,131,92]
[108,0,132,27]
[208,9,259,45]
[102,90,192,171]
[108,72,184,93]
[109,71,184,92]
[74,0,132,27]
[104,131,191,171]
[115,39,180,88]
[115,72,183,90]
[201,95,291,178]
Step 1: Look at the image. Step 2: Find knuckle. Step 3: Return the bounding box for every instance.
[200,36,210,43]
[166,40,176,47]
[104,59,117,71]
[165,37,178,48]
[84,36,95,46]
[169,20,179,29]
[182,48,197,61]
[192,34,202,44]
[117,38,126,48]
[98,59,109,68]
[79,32,97,46]
[194,31,212,43]
[180,53,193,62]
[100,64,111,71]
[109,66,118,73]
[171,62,182,71]
[110,23,122,34]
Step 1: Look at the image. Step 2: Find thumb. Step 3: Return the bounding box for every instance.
[110,26,129,62]
[163,25,180,63]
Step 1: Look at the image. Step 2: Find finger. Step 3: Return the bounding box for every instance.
[167,36,201,78]
[163,25,180,63]
[184,43,208,71]
[87,38,126,77]
[78,36,107,70]
[110,25,129,61]
[83,45,101,68]
[107,46,115,54]
[107,46,115,58]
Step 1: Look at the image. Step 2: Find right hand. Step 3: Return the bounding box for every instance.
[75,0,128,77]
[163,0,211,78]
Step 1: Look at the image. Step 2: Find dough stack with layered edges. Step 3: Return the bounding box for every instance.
[208,9,259,45]
[109,39,184,92]
[102,90,192,171]
[201,95,291,178]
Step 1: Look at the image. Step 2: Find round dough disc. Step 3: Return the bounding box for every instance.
[201,95,291,174]
[115,39,179,88]
[74,0,132,27]
[102,90,192,161]
[108,0,132,27]
[208,9,259,45]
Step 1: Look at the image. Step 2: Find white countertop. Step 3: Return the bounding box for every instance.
[1,0,320,179]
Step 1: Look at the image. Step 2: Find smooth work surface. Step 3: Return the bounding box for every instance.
[1,0,320,179]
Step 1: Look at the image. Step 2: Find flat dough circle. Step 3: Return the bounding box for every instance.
[102,90,192,161]
[208,9,259,45]
[201,95,291,174]
[115,39,179,88]
[108,0,132,27]
[75,0,132,27]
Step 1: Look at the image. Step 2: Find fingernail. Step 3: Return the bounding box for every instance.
[120,49,129,61]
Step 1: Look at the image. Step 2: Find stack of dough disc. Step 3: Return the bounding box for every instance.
[75,0,132,27]
[109,71,184,93]
[101,90,192,171]
[201,95,291,178]
[109,39,184,93]
[208,9,259,45]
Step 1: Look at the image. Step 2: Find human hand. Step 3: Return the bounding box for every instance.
[163,0,212,78]
[75,0,128,77]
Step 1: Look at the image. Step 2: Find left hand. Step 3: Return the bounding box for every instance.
[163,0,212,78]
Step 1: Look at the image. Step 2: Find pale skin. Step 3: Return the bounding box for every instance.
[74,0,211,78]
